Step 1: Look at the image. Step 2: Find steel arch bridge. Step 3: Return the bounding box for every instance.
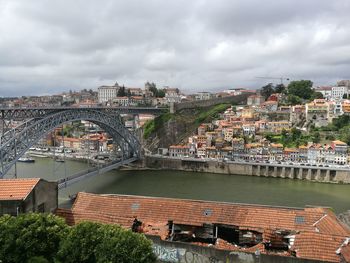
[0,107,147,179]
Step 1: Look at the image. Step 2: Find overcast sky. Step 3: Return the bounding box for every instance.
[1,0,350,96]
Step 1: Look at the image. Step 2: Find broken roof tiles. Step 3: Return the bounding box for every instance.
[57,193,350,263]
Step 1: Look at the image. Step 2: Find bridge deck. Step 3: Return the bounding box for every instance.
[57,157,138,190]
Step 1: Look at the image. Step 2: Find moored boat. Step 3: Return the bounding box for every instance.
[18,157,35,163]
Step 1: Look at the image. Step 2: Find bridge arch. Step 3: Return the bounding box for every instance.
[0,108,141,178]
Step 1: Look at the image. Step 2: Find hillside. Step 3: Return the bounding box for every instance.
[141,104,231,153]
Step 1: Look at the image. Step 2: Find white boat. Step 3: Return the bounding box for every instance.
[54,157,65,163]
[18,156,35,163]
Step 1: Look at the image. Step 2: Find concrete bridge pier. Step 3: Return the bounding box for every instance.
[325,170,331,182]
[281,167,286,178]
[306,169,312,180]
[315,169,321,181]
[264,166,269,177]
[273,166,278,177]
[297,168,303,180]
[289,167,295,179]
[257,165,261,176]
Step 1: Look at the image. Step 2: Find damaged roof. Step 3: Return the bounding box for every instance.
[56,192,350,262]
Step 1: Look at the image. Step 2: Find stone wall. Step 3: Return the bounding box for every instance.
[144,156,350,184]
[149,236,321,263]
[172,94,250,113]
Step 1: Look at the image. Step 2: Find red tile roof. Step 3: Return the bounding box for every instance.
[58,193,350,262]
[341,242,350,262]
[0,178,40,200]
[292,232,346,262]
[67,193,349,234]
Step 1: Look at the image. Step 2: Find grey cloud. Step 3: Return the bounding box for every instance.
[0,0,350,96]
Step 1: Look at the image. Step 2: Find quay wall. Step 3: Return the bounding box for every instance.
[143,156,350,184]
[149,236,321,263]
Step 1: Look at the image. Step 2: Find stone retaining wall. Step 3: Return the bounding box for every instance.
[144,156,350,184]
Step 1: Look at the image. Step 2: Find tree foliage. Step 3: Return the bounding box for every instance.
[311,91,324,100]
[339,126,350,145]
[0,213,68,263]
[0,214,156,263]
[287,80,314,99]
[117,86,126,97]
[286,94,302,105]
[260,83,275,99]
[146,82,165,98]
[265,128,316,147]
[274,84,286,93]
[57,222,156,263]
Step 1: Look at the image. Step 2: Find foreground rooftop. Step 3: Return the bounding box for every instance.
[56,192,350,262]
[0,178,41,201]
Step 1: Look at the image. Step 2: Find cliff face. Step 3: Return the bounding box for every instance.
[142,108,199,153]
[141,104,231,153]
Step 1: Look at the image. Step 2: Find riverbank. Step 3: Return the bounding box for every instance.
[27,151,102,164]
[141,155,350,184]
[12,157,350,214]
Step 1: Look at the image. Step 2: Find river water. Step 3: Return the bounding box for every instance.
[7,157,350,213]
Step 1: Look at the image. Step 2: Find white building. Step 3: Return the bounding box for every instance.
[331,86,348,100]
[98,85,119,103]
[316,86,332,99]
[316,86,348,100]
[113,96,129,106]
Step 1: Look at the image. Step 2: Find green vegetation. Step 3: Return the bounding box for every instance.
[284,80,324,105]
[143,103,231,140]
[146,82,166,98]
[287,80,314,100]
[311,115,350,145]
[265,127,320,147]
[194,103,231,125]
[260,81,324,105]
[0,213,156,263]
[143,112,173,139]
[260,83,286,99]
[117,86,131,97]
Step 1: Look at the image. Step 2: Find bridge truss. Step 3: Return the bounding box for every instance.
[0,107,152,179]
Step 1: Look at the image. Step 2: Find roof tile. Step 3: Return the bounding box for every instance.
[0,178,40,200]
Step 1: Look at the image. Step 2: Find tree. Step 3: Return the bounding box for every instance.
[58,222,156,263]
[0,213,68,263]
[275,84,286,93]
[260,83,275,99]
[332,115,350,129]
[157,89,165,98]
[339,126,350,145]
[57,221,102,263]
[287,80,313,99]
[311,92,324,100]
[0,214,156,263]
[287,94,302,105]
[95,224,156,263]
[312,131,321,143]
[117,86,126,97]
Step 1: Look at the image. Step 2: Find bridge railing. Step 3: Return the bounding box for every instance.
[57,157,138,190]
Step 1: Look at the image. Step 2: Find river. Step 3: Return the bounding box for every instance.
[7,157,350,213]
